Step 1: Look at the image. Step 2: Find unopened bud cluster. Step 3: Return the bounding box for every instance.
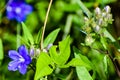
[83,5,113,46]
[83,5,113,33]
[29,44,53,58]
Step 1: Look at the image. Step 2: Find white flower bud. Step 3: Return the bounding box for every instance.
[46,43,53,50]
[104,6,111,13]
[98,18,103,25]
[95,25,100,32]
[95,7,101,15]
[85,35,95,46]
[84,17,89,22]
[102,12,107,17]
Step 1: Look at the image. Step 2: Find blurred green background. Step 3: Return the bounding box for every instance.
[0,0,120,80]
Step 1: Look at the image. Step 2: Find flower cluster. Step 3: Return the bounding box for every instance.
[83,5,113,33]
[8,45,31,74]
[82,6,113,46]
[6,0,33,22]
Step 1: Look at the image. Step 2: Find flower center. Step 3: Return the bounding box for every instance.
[15,7,21,14]
[19,58,25,62]
[7,6,12,12]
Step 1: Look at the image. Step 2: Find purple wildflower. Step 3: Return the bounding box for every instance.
[6,0,33,22]
[8,45,31,75]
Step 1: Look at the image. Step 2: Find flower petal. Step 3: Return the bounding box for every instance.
[8,50,21,60]
[8,60,20,71]
[18,45,28,58]
[24,55,31,65]
[16,14,26,22]
[21,4,33,15]
[18,63,27,75]
[6,0,33,22]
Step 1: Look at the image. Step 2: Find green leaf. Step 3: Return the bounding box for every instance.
[103,29,116,42]
[0,38,3,60]
[21,22,34,45]
[103,55,108,75]
[73,47,92,70]
[43,28,60,48]
[76,66,93,80]
[35,28,42,45]
[50,36,70,65]
[73,47,93,80]
[59,58,91,69]
[98,0,116,4]
[0,38,3,66]
[75,0,92,18]
[34,52,54,80]
[100,36,108,50]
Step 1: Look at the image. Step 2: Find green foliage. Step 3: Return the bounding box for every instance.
[100,36,108,50]
[0,38,3,65]
[103,55,108,75]
[34,52,54,80]
[49,36,70,65]
[103,29,116,42]
[43,28,60,48]
[35,36,71,79]
[98,0,116,4]
[74,47,93,80]
[56,1,80,12]
[21,22,34,45]
[76,67,93,80]
[35,28,43,45]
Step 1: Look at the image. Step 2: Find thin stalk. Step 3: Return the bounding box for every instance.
[17,23,21,48]
[106,50,120,77]
[29,64,35,72]
[40,0,53,49]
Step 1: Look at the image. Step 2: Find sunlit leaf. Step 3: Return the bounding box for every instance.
[103,55,108,75]
[98,0,116,4]
[34,52,54,80]
[49,36,70,65]
[0,38,3,61]
[100,36,108,50]
[59,58,91,69]
[0,38,3,66]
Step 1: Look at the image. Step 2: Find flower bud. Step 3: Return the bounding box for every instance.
[104,6,111,13]
[98,18,103,25]
[95,7,101,15]
[84,17,89,22]
[46,43,53,50]
[95,25,100,32]
[36,49,40,56]
[102,12,107,17]
[30,47,34,57]
[85,35,95,46]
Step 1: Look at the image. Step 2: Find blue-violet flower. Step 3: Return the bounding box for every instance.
[6,0,33,22]
[8,45,31,75]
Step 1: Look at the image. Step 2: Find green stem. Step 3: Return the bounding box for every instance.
[75,0,92,18]
[40,0,53,49]
[62,14,73,39]
[17,23,21,48]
